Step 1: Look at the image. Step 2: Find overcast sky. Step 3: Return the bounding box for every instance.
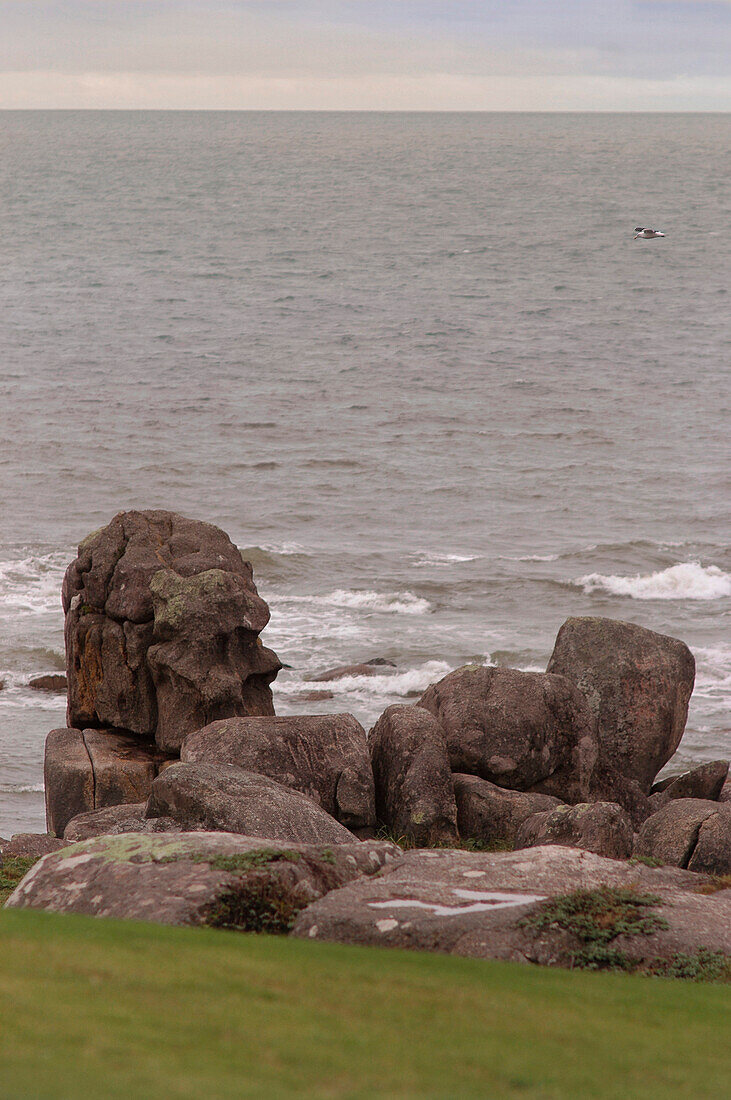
[1,1,730,110]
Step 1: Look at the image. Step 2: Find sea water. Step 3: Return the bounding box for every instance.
[1,111,729,835]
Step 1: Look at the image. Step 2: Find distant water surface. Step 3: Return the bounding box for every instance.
[0,112,729,834]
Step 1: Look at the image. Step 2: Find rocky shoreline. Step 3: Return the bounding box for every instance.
[2,510,729,977]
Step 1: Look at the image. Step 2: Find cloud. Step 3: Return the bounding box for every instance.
[0,1,729,108]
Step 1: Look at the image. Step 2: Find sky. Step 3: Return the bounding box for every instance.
[1,1,730,110]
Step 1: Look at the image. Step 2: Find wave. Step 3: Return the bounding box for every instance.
[275,660,452,699]
[413,552,480,567]
[285,589,432,615]
[0,783,44,794]
[0,550,69,616]
[573,562,731,601]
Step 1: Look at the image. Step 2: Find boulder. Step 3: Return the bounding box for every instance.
[180,714,375,835]
[547,617,695,793]
[417,665,596,796]
[720,776,731,804]
[0,834,68,860]
[146,761,357,844]
[634,799,721,868]
[564,759,651,828]
[651,760,729,805]
[63,803,183,842]
[4,832,401,927]
[292,846,728,965]
[687,805,731,876]
[369,705,458,846]
[514,802,633,860]
[62,510,281,750]
[452,774,561,848]
[28,674,67,693]
[44,727,171,837]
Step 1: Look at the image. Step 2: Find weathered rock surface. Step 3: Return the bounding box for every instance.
[515,802,633,860]
[651,760,729,806]
[62,510,281,750]
[63,803,183,842]
[44,727,171,837]
[417,665,596,796]
[634,799,722,868]
[452,774,561,847]
[369,705,458,846]
[28,674,67,693]
[719,775,731,804]
[4,832,400,926]
[687,804,731,876]
[547,617,695,794]
[146,762,357,844]
[292,846,728,964]
[0,834,68,859]
[181,714,375,834]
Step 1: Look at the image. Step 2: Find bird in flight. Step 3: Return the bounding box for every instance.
[634,227,665,239]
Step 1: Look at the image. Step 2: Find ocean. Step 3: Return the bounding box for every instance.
[1,111,729,837]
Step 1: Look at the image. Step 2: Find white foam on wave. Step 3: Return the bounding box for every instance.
[257,541,308,555]
[286,589,432,615]
[0,783,44,794]
[0,550,69,616]
[512,553,559,563]
[574,562,731,601]
[275,659,452,698]
[413,551,480,567]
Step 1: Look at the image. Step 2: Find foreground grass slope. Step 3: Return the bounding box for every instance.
[0,910,728,1099]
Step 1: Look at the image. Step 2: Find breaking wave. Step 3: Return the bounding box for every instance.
[0,550,69,616]
[292,589,432,615]
[276,660,452,698]
[573,562,731,601]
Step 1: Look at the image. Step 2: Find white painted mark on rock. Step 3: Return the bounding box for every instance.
[376,919,399,932]
[369,890,545,918]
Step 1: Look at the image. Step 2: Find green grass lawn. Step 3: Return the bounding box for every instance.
[0,909,728,1099]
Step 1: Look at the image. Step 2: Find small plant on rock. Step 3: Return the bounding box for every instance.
[520,887,669,972]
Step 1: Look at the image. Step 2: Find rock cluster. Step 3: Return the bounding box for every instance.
[3,512,728,976]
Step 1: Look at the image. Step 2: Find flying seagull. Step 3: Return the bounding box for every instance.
[634,227,665,239]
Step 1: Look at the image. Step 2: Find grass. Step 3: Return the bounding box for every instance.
[375,827,512,853]
[695,873,731,895]
[0,909,729,1099]
[0,856,37,904]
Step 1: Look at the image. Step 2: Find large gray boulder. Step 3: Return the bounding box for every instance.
[146,761,356,844]
[633,799,722,868]
[687,804,731,876]
[44,727,171,837]
[547,617,695,794]
[651,760,729,807]
[0,834,68,860]
[452,774,561,848]
[369,705,458,847]
[181,714,375,835]
[417,665,596,796]
[515,802,633,860]
[63,803,183,842]
[4,833,400,927]
[62,510,281,750]
[292,846,728,965]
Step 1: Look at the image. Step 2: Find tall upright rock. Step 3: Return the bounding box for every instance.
[547,617,695,795]
[62,510,281,751]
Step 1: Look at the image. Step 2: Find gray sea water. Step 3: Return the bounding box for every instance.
[1,111,729,836]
